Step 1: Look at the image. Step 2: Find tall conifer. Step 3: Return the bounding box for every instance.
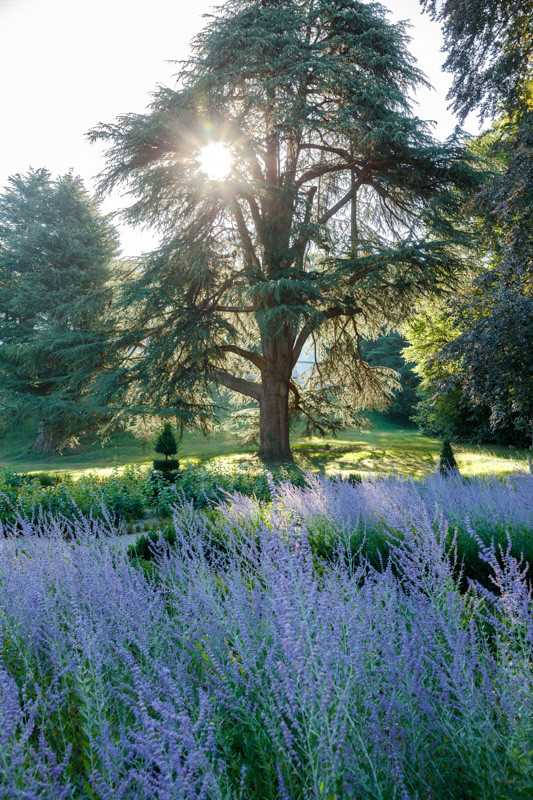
[0,169,119,451]
[91,0,482,460]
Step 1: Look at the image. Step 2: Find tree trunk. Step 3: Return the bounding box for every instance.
[32,421,56,454]
[258,370,293,462]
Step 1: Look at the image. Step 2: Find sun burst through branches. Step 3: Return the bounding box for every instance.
[198,141,233,181]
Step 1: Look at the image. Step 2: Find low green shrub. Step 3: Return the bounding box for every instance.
[305,513,533,595]
[0,465,150,523]
[33,472,63,487]
[126,521,177,560]
[346,472,362,486]
[305,515,391,576]
[152,459,180,473]
[449,522,533,593]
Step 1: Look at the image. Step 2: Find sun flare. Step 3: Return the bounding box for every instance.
[198,141,233,181]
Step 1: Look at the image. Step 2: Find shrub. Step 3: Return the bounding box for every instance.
[33,472,63,487]
[439,437,460,477]
[0,466,150,524]
[221,471,533,594]
[152,460,180,473]
[0,483,532,799]
[154,421,178,460]
[346,472,362,486]
[0,462,314,524]
[126,521,176,561]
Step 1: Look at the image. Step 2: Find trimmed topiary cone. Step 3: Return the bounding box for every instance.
[439,437,459,478]
[154,422,178,461]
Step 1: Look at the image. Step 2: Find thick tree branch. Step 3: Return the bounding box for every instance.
[291,306,349,366]
[244,194,263,238]
[219,345,267,371]
[230,199,262,274]
[291,185,318,262]
[303,185,318,227]
[296,160,360,187]
[205,267,251,311]
[298,142,353,161]
[216,369,261,400]
[317,167,371,226]
[296,153,401,186]
[283,72,312,182]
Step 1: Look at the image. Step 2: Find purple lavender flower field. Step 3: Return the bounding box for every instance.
[1,473,532,799]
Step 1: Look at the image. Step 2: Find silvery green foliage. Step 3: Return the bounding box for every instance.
[89,0,483,457]
[0,472,532,798]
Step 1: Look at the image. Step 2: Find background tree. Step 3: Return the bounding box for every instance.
[419,0,533,448]
[90,0,481,461]
[402,303,529,444]
[420,0,533,124]
[437,265,533,447]
[0,169,119,452]
[360,332,419,426]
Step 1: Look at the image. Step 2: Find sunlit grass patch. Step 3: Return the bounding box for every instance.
[291,419,531,478]
[1,417,530,480]
[453,446,529,477]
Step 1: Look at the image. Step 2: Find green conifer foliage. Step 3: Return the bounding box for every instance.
[439,437,459,478]
[154,422,178,460]
[0,169,119,452]
[361,333,419,425]
[90,0,482,460]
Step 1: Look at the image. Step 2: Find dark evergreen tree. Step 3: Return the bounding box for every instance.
[438,437,459,478]
[90,0,481,461]
[360,332,419,425]
[154,422,178,460]
[421,0,533,123]
[0,169,119,452]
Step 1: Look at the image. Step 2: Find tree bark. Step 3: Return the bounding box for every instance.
[258,369,292,461]
[32,421,56,454]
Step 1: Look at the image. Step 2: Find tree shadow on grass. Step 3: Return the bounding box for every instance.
[292,442,438,477]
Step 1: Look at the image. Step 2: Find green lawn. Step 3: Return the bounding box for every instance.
[0,416,529,479]
[0,421,256,476]
[292,420,530,477]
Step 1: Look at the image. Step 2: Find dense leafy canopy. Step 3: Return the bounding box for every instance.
[421,0,533,122]
[0,169,119,451]
[90,0,480,459]
[416,0,533,447]
[403,303,529,445]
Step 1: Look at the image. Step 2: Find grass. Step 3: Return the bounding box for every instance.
[292,419,530,477]
[0,422,255,476]
[0,415,529,479]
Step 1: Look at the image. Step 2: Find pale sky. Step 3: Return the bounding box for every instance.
[0,0,480,257]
